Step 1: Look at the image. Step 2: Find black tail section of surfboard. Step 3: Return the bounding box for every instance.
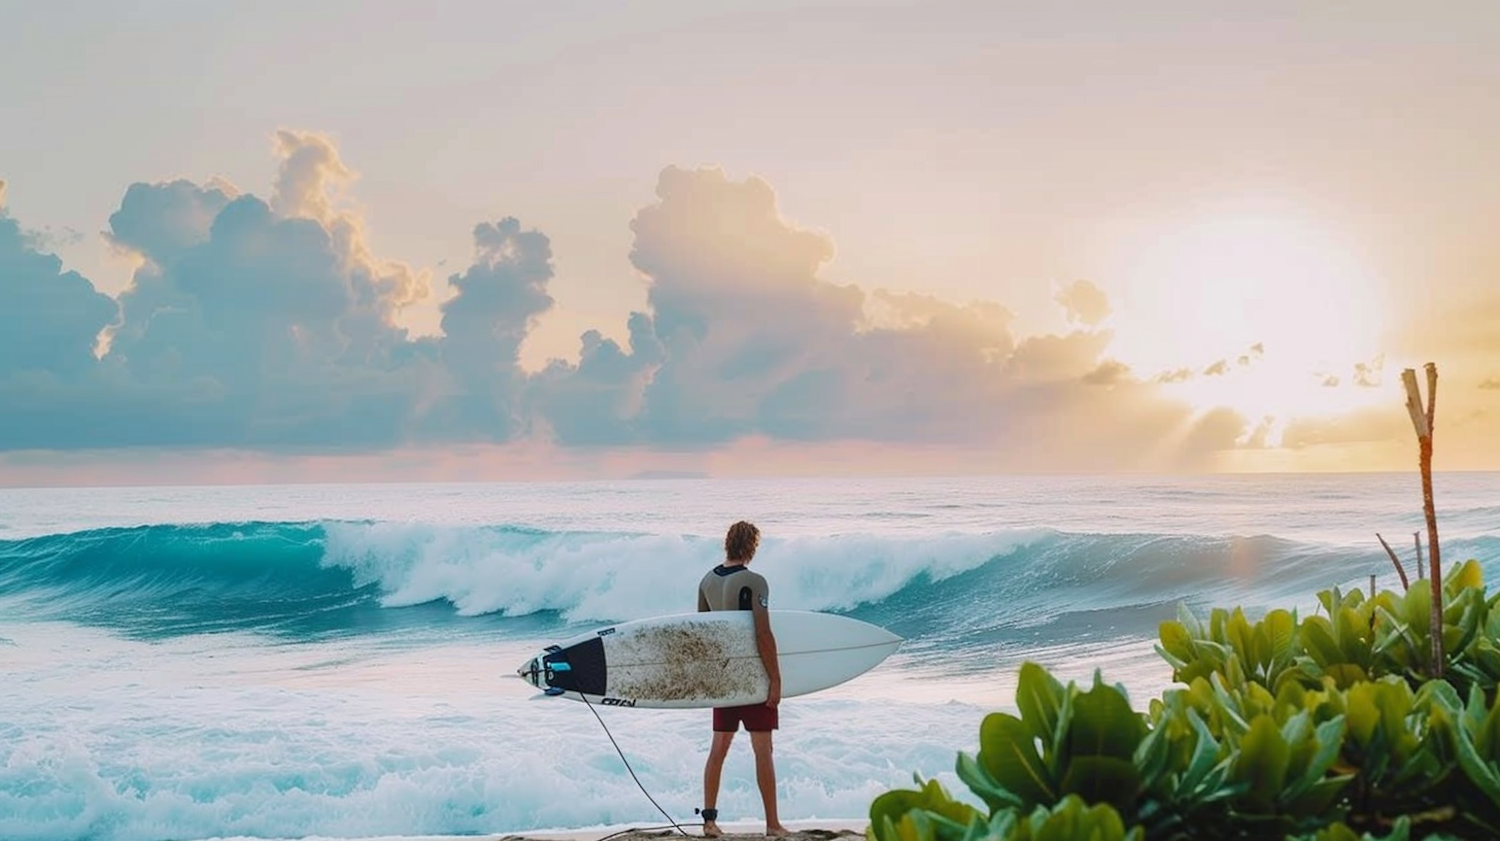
[545,636,607,697]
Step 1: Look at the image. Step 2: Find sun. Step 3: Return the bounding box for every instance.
[1106,205,1391,436]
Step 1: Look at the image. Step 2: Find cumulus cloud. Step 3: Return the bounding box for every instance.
[1481,377,1500,390]
[529,165,1234,466]
[104,189,425,447]
[6,133,478,449]
[271,129,352,222]
[269,131,428,309]
[0,198,118,381]
[1354,355,1384,387]
[105,179,235,266]
[425,218,556,440]
[1054,279,1110,326]
[1082,360,1130,386]
[0,190,120,451]
[0,137,1254,471]
[530,313,664,445]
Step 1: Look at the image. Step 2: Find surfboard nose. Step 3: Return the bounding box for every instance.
[518,657,542,687]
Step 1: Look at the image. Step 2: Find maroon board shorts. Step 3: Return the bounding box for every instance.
[713,703,778,732]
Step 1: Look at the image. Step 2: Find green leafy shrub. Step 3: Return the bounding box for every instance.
[868,560,1500,841]
[1155,560,1499,701]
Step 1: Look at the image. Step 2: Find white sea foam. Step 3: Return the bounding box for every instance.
[0,622,985,841]
[317,521,1046,622]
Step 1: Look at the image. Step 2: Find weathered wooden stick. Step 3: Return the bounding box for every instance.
[1377,532,1410,590]
[1422,362,1441,575]
[1425,362,1438,437]
[1402,369,1428,438]
[1401,364,1442,678]
[1414,531,1425,579]
[1369,574,1377,598]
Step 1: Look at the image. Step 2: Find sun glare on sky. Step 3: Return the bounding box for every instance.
[1107,207,1391,435]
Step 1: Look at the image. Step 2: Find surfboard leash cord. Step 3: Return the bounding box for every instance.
[577,691,697,839]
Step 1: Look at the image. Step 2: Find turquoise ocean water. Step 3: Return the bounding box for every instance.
[2,473,1497,841]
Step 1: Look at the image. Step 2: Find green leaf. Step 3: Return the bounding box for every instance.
[1226,609,1254,669]
[1344,683,1380,746]
[1232,714,1291,812]
[1175,601,1204,639]
[1370,606,1418,660]
[1069,676,1147,762]
[1309,823,1360,841]
[1479,688,1500,758]
[1209,607,1229,644]
[1282,773,1354,817]
[1057,756,1141,813]
[1179,708,1225,794]
[1131,723,1171,789]
[1401,585,1433,647]
[955,751,1023,813]
[1259,609,1297,674]
[869,778,982,841]
[1323,663,1370,689]
[1301,617,1342,667]
[1299,716,1347,790]
[871,792,929,841]
[1159,621,1193,663]
[978,712,1056,808]
[1015,662,1066,758]
[1335,607,1371,664]
[1446,558,1484,596]
[1448,702,1500,804]
[1015,796,1139,841]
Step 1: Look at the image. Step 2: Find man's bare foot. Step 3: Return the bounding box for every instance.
[702,821,723,838]
[765,825,791,838]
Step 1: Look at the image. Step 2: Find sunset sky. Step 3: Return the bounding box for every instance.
[2,0,1497,485]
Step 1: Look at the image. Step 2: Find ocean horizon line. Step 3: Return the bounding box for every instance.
[3,466,1497,492]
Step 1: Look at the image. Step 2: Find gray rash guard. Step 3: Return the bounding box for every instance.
[697,564,769,612]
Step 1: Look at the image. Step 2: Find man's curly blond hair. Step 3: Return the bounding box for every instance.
[724,520,761,562]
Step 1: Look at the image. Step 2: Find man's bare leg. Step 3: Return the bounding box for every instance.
[702,731,735,838]
[749,731,789,837]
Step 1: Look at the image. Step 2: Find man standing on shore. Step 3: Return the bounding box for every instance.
[696,520,789,838]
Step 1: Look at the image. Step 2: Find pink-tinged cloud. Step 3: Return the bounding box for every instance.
[1,133,1289,472]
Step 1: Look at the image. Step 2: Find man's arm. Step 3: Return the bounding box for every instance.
[750,584,781,707]
[697,588,710,612]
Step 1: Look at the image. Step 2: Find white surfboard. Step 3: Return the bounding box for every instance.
[516,610,902,708]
